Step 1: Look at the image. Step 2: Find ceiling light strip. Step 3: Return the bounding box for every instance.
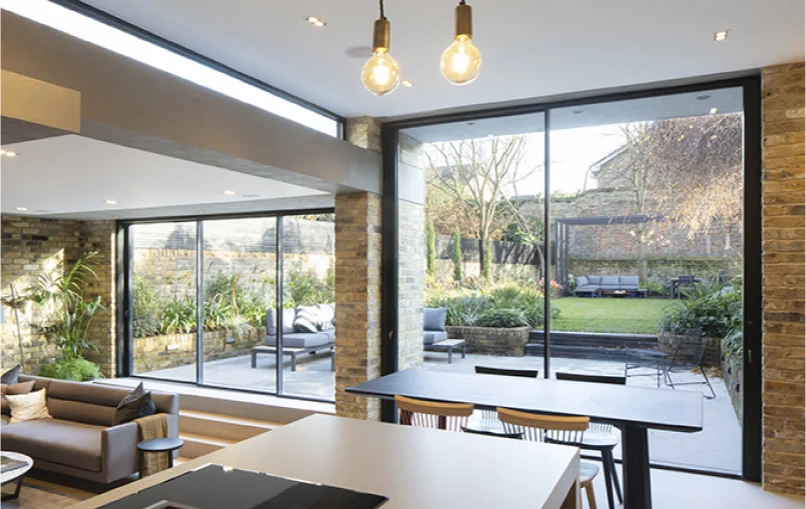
[1,0,340,137]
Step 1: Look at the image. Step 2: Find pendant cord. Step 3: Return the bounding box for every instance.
[379,0,385,19]
[459,0,466,4]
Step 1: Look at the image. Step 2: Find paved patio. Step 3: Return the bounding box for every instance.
[141,349,741,474]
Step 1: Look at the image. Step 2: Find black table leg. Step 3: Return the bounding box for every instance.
[622,425,652,509]
[2,475,25,501]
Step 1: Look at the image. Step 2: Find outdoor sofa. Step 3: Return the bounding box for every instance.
[423,308,466,363]
[1,375,179,483]
[574,275,647,298]
[256,305,336,371]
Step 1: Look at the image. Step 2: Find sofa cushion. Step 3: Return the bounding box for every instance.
[574,285,598,293]
[586,276,602,285]
[1,380,35,414]
[113,383,156,425]
[423,331,449,345]
[264,332,333,349]
[7,388,52,424]
[1,365,20,385]
[293,306,320,333]
[599,276,620,289]
[266,308,296,335]
[2,418,103,472]
[619,276,640,289]
[575,276,589,287]
[424,308,447,332]
[316,304,335,325]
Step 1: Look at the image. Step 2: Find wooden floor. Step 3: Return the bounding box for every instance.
[2,465,803,509]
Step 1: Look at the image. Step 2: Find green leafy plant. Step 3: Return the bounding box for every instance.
[426,216,436,277]
[659,283,742,339]
[427,292,491,327]
[27,252,106,361]
[132,277,163,338]
[476,308,529,328]
[284,268,333,308]
[160,296,197,334]
[39,357,103,382]
[641,281,668,297]
[452,229,463,282]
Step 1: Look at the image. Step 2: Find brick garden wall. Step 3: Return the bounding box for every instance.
[0,216,116,377]
[760,62,806,495]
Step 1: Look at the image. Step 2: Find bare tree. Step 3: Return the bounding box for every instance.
[426,135,538,280]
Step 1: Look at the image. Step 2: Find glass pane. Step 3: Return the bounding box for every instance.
[200,217,278,393]
[131,222,197,383]
[400,113,547,409]
[548,87,744,474]
[281,214,336,400]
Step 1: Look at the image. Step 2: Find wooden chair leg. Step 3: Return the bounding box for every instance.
[584,482,598,509]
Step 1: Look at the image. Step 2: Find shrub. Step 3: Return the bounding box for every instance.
[452,229,462,282]
[476,309,529,328]
[426,284,559,329]
[39,357,102,381]
[427,292,491,327]
[426,217,436,277]
[160,296,197,334]
[659,283,742,338]
[641,281,668,297]
[132,277,162,338]
[284,268,334,308]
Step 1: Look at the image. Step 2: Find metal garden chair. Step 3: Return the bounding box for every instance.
[661,327,716,399]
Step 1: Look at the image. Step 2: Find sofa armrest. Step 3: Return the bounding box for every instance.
[101,421,139,483]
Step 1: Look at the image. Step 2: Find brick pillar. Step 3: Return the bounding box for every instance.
[761,62,805,495]
[334,192,382,420]
[79,221,117,378]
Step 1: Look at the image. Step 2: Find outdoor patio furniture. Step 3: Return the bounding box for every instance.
[555,372,626,509]
[250,344,335,372]
[395,394,473,431]
[423,339,466,364]
[422,307,449,345]
[574,275,648,298]
[669,275,702,299]
[661,327,716,399]
[623,328,675,386]
[498,408,601,509]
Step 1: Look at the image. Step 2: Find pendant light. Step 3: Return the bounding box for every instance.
[440,0,482,85]
[362,0,401,96]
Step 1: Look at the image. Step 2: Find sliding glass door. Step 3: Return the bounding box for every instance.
[124,211,335,402]
[386,79,760,478]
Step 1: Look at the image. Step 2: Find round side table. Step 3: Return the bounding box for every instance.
[1,452,33,501]
[137,437,184,476]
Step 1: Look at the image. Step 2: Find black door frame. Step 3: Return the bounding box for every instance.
[380,76,762,481]
[117,207,336,404]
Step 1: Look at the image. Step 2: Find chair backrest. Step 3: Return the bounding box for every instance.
[395,395,473,431]
[678,275,696,284]
[475,366,538,378]
[555,372,627,385]
[461,427,524,440]
[497,407,589,445]
[670,327,707,366]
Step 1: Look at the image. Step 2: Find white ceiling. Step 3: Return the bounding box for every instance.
[0,135,327,219]
[81,0,805,118]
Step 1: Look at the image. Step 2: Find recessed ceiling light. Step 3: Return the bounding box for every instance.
[709,107,718,115]
[696,95,711,101]
[2,151,18,157]
[223,190,236,196]
[15,207,27,211]
[104,199,118,205]
[572,110,584,115]
[714,30,729,42]
[402,80,414,88]
[304,16,326,27]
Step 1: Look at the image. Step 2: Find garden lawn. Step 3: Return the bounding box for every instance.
[551,297,673,334]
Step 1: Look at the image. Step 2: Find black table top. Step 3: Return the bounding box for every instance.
[347,369,703,432]
[137,438,184,452]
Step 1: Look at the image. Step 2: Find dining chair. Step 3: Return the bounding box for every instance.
[555,372,625,509]
[395,395,473,431]
[497,407,600,509]
[461,427,523,439]
[474,366,539,421]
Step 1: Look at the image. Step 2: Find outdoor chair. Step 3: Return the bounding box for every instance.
[474,365,538,421]
[661,327,716,399]
[624,329,675,386]
[497,407,600,509]
[674,275,697,299]
[555,372,625,509]
[395,395,473,431]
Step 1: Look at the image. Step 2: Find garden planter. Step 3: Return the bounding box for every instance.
[445,326,531,357]
[722,353,743,421]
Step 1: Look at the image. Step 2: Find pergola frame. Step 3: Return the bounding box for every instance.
[554,214,665,292]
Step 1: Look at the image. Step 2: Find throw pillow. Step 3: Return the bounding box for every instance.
[1,365,20,385]
[424,308,448,332]
[316,304,335,331]
[293,307,319,334]
[7,388,52,424]
[1,380,35,415]
[114,383,157,425]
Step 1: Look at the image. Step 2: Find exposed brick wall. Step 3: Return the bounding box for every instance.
[346,116,382,152]
[761,62,806,495]
[0,216,116,377]
[333,192,382,420]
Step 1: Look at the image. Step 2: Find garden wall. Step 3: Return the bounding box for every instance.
[722,353,743,421]
[133,326,265,373]
[432,235,541,282]
[445,326,531,357]
[569,257,736,284]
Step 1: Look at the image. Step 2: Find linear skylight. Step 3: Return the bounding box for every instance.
[1,0,340,137]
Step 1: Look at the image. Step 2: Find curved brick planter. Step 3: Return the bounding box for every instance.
[445,326,531,357]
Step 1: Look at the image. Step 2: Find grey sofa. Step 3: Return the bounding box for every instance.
[1,376,179,484]
[574,276,647,297]
[263,305,335,349]
[423,307,448,345]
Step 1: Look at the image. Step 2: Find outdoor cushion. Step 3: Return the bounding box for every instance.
[574,285,598,293]
[586,276,602,285]
[575,276,589,287]
[1,418,103,472]
[424,308,447,332]
[619,276,640,289]
[600,276,619,286]
[266,308,296,335]
[423,331,449,345]
[316,304,335,324]
[264,331,333,349]
[293,307,319,333]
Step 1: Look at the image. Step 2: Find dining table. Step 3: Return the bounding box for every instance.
[69,413,581,509]
[347,368,704,509]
